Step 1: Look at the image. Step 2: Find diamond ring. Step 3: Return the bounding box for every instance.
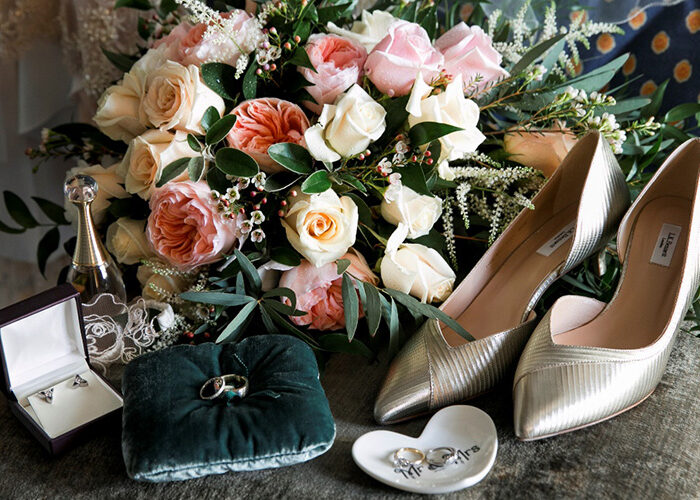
[200,374,249,401]
[426,447,457,467]
[392,447,425,468]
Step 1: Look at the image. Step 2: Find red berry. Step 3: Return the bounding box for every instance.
[426,158,434,165]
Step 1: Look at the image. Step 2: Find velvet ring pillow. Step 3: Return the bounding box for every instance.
[121,335,335,482]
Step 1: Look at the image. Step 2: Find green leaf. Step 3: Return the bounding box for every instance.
[665,102,700,123]
[560,54,629,93]
[287,46,317,73]
[205,114,236,145]
[180,291,255,307]
[265,172,301,192]
[381,95,410,141]
[187,134,202,152]
[408,122,462,147]
[0,219,24,234]
[156,157,190,187]
[37,227,60,278]
[187,156,205,182]
[270,247,302,266]
[317,2,352,23]
[263,303,320,348]
[101,48,136,72]
[336,259,351,275]
[263,287,297,311]
[267,143,314,174]
[215,147,259,178]
[398,162,431,196]
[259,303,277,334]
[206,166,230,193]
[216,300,257,343]
[201,62,239,100]
[32,197,68,225]
[384,288,475,342]
[234,248,262,293]
[301,171,331,193]
[605,97,650,115]
[510,33,566,75]
[157,0,178,16]
[417,5,438,39]
[318,334,373,358]
[4,191,38,228]
[114,0,152,9]
[242,60,258,100]
[362,281,381,337]
[338,173,367,193]
[201,106,220,132]
[346,193,373,227]
[382,297,400,357]
[342,274,359,341]
[265,299,306,317]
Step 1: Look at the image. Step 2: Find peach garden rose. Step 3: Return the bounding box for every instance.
[226,98,310,173]
[279,249,379,331]
[299,34,367,114]
[147,181,242,270]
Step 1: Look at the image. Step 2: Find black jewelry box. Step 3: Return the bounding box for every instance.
[0,284,123,455]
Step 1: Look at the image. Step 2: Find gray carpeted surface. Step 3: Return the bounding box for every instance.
[0,331,698,499]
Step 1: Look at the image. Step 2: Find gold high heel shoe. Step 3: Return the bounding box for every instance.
[374,131,630,424]
[513,137,700,440]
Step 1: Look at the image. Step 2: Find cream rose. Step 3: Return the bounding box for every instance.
[106,218,154,265]
[381,182,442,239]
[136,262,194,301]
[64,161,129,226]
[304,84,386,162]
[93,46,170,141]
[407,74,485,179]
[380,224,455,303]
[327,10,400,52]
[117,129,195,200]
[281,187,359,267]
[140,60,225,134]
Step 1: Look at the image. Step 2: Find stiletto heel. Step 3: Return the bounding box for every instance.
[374,131,630,424]
[513,137,700,440]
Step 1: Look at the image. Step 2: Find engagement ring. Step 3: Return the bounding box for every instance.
[200,374,249,401]
[392,447,425,468]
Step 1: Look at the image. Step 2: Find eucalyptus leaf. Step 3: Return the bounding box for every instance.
[665,102,700,123]
[336,259,351,275]
[206,166,230,193]
[216,148,259,178]
[270,247,302,266]
[408,122,462,146]
[362,281,381,337]
[156,157,189,187]
[187,156,205,182]
[265,172,301,192]
[201,62,239,100]
[216,300,257,343]
[301,171,331,193]
[259,303,277,334]
[206,114,237,145]
[510,33,566,75]
[234,248,262,293]
[201,107,220,132]
[263,303,320,348]
[242,60,258,100]
[342,274,359,341]
[263,287,297,310]
[187,134,202,152]
[181,291,255,307]
[267,143,313,174]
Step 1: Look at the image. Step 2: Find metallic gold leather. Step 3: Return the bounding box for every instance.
[513,138,700,440]
[374,131,631,424]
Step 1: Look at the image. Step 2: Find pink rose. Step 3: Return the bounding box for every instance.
[364,21,444,97]
[434,23,509,92]
[299,34,367,114]
[147,181,240,270]
[226,98,310,173]
[279,249,379,331]
[153,10,260,67]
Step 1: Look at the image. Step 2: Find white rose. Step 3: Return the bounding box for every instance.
[92,46,169,142]
[117,129,195,200]
[64,161,129,226]
[327,10,400,52]
[281,187,358,267]
[136,262,194,301]
[140,60,225,134]
[407,74,485,177]
[380,224,455,303]
[305,84,386,162]
[106,218,154,265]
[381,182,442,239]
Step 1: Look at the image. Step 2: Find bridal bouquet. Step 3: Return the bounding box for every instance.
[6,0,699,354]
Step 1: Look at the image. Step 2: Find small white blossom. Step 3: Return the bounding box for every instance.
[395,141,410,154]
[238,178,250,190]
[251,228,265,243]
[378,158,393,175]
[250,210,265,224]
[388,172,402,185]
[226,186,240,201]
[240,219,254,234]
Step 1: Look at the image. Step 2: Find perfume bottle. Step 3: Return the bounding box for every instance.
[64,174,127,303]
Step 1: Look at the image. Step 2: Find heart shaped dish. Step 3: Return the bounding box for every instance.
[352,405,497,494]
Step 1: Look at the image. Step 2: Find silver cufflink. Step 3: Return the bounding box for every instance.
[38,388,54,404]
[72,374,88,388]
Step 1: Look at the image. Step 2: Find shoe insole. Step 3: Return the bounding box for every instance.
[554,196,689,349]
[443,204,579,346]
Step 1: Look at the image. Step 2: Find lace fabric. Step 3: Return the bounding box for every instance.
[82,293,179,386]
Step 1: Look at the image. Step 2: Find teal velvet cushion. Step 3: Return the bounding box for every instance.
[121,335,335,482]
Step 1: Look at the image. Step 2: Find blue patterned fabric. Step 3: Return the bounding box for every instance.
[581,1,699,113]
